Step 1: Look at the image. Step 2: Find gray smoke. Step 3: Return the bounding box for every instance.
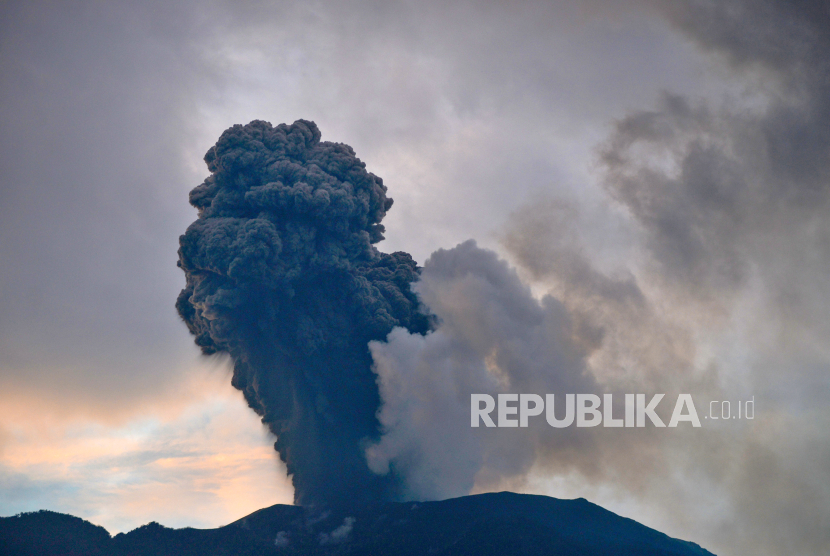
[604,0,830,309]
[366,240,602,500]
[365,235,692,503]
[365,2,830,555]
[594,1,830,553]
[172,3,830,552]
[176,119,430,507]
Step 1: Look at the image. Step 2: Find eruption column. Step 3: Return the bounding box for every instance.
[176,120,430,507]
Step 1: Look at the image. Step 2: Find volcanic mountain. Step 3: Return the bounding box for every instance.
[0,491,714,555]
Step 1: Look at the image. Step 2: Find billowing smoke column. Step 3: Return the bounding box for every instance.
[176,119,430,507]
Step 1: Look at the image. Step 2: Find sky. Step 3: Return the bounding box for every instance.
[1,1,828,555]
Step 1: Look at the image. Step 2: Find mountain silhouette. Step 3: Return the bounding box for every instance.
[0,492,715,555]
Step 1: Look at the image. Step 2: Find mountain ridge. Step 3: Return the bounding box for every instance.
[0,491,716,555]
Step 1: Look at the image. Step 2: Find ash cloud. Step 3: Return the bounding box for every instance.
[366,241,602,500]
[605,0,830,310]
[365,2,830,555]
[176,119,430,507]
[365,239,693,503]
[590,1,830,553]
[368,218,705,505]
[171,3,830,553]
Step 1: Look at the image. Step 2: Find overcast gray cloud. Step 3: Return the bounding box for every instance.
[0,0,214,416]
[1,0,828,555]
[362,2,830,555]
[1,0,716,413]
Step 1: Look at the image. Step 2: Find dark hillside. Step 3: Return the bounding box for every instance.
[1,492,715,556]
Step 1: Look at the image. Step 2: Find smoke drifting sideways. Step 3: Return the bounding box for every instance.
[365,3,830,554]
[364,235,701,504]
[176,119,430,508]
[366,240,604,501]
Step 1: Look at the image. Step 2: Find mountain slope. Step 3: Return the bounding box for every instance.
[0,492,715,555]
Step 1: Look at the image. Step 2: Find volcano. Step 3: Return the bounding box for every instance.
[1,491,714,555]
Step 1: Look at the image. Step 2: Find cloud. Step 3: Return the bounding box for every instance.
[367,240,677,501]
[0,0,215,416]
[0,368,292,534]
[2,1,828,554]
[365,2,830,550]
[176,119,431,506]
[591,4,830,549]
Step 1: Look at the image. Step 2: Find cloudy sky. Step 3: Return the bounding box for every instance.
[1,1,828,555]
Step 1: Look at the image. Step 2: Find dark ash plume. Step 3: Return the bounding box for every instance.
[176,119,430,507]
